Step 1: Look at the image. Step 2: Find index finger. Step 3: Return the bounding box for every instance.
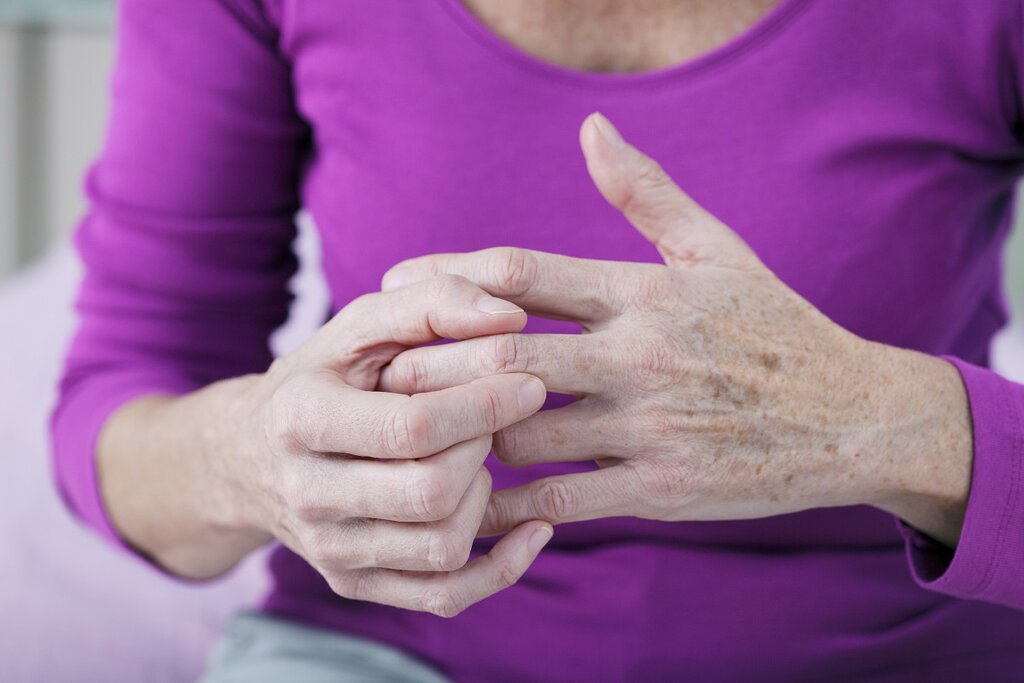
[381,247,627,324]
[292,369,547,459]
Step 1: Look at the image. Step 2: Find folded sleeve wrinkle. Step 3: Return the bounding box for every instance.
[898,355,1024,610]
[50,0,309,548]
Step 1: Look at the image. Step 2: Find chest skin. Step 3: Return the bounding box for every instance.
[458,0,780,73]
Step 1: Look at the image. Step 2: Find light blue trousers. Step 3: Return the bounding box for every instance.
[199,612,451,683]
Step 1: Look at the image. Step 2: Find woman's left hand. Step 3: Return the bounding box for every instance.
[379,113,974,546]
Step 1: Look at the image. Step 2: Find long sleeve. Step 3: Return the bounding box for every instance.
[898,356,1024,610]
[50,0,308,548]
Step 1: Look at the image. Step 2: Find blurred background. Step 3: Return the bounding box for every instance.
[0,0,112,274]
[0,2,1022,681]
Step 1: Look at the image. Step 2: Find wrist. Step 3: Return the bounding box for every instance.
[851,342,973,547]
[197,373,277,543]
[97,376,273,579]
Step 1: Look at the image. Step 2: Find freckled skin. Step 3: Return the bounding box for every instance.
[380,115,974,548]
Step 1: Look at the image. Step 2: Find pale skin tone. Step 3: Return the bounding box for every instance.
[381,114,973,548]
[97,0,974,618]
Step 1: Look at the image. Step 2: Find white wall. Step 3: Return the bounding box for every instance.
[0,22,113,278]
[0,27,25,275]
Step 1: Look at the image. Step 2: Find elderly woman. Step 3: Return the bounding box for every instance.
[53,0,1024,680]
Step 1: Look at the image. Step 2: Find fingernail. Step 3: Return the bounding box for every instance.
[475,296,524,315]
[591,112,625,149]
[381,268,412,291]
[517,377,546,412]
[527,526,553,554]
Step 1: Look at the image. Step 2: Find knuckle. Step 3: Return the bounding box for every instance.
[270,373,340,453]
[488,335,519,375]
[429,273,469,301]
[385,401,434,458]
[427,531,471,572]
[324,573,350,598]
[637,462,694,506]
[631,333,684,388]
[634,156,671,189]
[492,559,521,591]
[325,570,363,600]
[423,589,464,619]
[488,333,527,374]
[532,479,577,520]
[406,470,457,521]
[399,355,425,393]
[491,427,522,465]
[305,530,340,567]
[266,380,302,449]
[384,353,424,395]
[628,268,677,309]
[279,467,319,518]
[488,247,536,298]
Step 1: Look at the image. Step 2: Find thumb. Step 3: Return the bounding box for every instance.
[579,112,759,269]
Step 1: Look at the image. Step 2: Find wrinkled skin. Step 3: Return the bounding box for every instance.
[379,113,972,544]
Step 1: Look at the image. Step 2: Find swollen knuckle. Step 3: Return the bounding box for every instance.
[324,573,351,598]
[400,355,426,393]
[492,427,522,465]
[634,156,671,192]
[406,471,456,521]
[489,247,536,298]
[385,402,433,458]
[489,333,526,374]
[533,479,576,520]
[492,559,521,590]
[427,532,470,572]
[423,589,463,618]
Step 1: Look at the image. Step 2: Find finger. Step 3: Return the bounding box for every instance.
[305,274,528,366]
[379,333,608,396]
[331,468,493,571]
[381,247,628,324]
[493,401,620,467]
[479,469,632,536]
[291,369,546,458]
[579,112,759,269]
[334,520,554,617]
[335,435,493,522]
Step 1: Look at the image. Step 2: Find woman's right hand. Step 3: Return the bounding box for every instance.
[222,274,552,617]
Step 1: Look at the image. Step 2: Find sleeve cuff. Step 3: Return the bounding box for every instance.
[897,355,1024,608]
[50,371,197,552]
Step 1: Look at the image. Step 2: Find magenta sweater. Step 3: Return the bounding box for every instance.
[53,0,1024,680]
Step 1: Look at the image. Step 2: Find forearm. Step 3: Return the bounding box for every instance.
[857,342,973,548]
[97,374,272,580]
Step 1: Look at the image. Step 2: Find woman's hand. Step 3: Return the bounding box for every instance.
[377,114,974,546]
[239,276,554,616]
[107,274,552,617]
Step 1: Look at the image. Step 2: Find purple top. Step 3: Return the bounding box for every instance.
[53,0,1024,680]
